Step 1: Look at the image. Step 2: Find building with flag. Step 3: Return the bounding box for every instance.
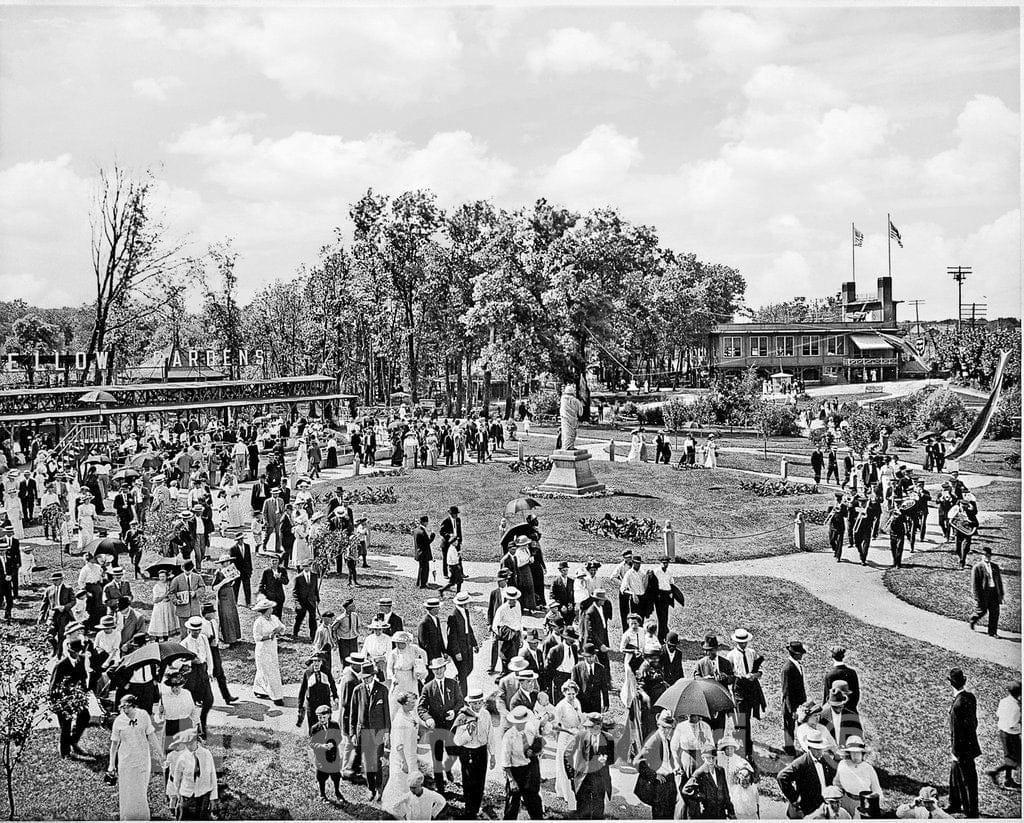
[707,276,919,385]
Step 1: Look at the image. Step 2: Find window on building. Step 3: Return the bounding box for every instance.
[723,336,743,358]
[750,336,770,357]
[800,335,820,356]
[776,336,794,356]
[826,335,846,355]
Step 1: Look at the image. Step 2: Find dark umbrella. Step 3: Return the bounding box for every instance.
[112,467,141,482]
[120,641,193,671]
[86,536,126,556]
[504,497,541,518]
[914,431,940,443]
[656,678,735,718]
[500,523,534,550]
[144,557,184,578]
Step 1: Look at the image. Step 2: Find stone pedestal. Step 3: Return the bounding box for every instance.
[537,449,606,496]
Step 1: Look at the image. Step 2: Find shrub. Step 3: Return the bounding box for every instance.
[340,486,398,505]
[988,385,1021,440]
[662,398,692,431]
[914,387,970,434]
[740,479,820,497]
[752,401,799,437]
[578,514,661,544]
[619,401,639,418]
[508,456,552,474]
[527,388,561,417]
[637,405,664,426]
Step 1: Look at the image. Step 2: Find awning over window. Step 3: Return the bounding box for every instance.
[849,333,895,352]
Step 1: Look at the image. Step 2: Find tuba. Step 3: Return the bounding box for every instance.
[949,509,978,537]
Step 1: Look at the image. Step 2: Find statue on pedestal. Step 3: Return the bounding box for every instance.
[559,385,583,451]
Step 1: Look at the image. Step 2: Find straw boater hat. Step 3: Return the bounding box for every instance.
[428,657,449,670]
[732,628,752,644]
[841,735,868,754]
[508,706,533,725]
[802,729,829,749]
[185,616,204,632]
[98,615,116,630]
[368,619,388,630]
[252,596,276,613]
[504,587,521,600]
[466,688,485,702]
[454,592,471,606]
[507,656,529,673]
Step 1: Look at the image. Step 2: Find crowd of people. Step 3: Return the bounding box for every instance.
[1,406,1019,822]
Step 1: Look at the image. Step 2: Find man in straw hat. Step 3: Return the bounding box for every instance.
[727,628,765,760]
[49,637,91,758]
[895,786,952,819]
[417,656,463,796]
[417,597,446,664]
[806,786,851,819]
[778,727,837,817]
[634,709,681,819]
[452,687,493,818]
[446,591,477,695]
[499,705,544,819]
[166,729,219,819]
[167,560,206,637]
[491,585,524,676]
[486,569,512,674]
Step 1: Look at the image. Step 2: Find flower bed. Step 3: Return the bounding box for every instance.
[508,456,553,474]
[370,520,419,535]
[799,509,831,526]
[671,462,706,472]
[341,486,399,505]
[577,513,661,544]
[739,479,820,497]
[521,486,622,500]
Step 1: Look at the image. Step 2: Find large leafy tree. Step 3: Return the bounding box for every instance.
[2,314,60,385]
[198,240,243,378]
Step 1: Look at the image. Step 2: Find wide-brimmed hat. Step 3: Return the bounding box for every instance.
[252,596,276,612]
[508,656,529,673]
[368,619,388,630]
[217,553,233,564]
[803,729,829,749]
[98,615,116,630]
[49,571,63,581]
[732,628,752,644]
[171,730,197,748]
[503,587,521,600]
[574,569,588,579]
[561,680,579,693]
[454,592,471,606]
[345,653,366,667]
[657,709,676,728]
[428,657,449,670]
[841,735,868,753]
[393,631,413,644]
[185,616,204,632]
[508,706,533,725]
[701,634,721,651]
[718,734,740,750]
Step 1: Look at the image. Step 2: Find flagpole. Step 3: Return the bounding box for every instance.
[887,212,892,279]
[851,222,856,285]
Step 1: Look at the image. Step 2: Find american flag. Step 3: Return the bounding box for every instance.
[853,226,864,247]
[889,219,903,248]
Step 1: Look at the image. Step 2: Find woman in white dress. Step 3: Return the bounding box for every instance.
[833,736,883,817]
[252,597,285,704]
[627,431,642,462]
[220,469,245,529]
[552,680,584,812]
[4,471,23,539]
[107,695,160,821]
[704,435,719,469]
[77,493,96,550]
[294,438,309,481]
[385,632,426,712]
[381,692,427,815]
[292,508,312,568]
[731,765,760,819]
[147,571,178,642]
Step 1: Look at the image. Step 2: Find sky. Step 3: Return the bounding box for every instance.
[0,1,1019,320]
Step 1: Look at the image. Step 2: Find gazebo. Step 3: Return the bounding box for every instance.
[770,371,794,393]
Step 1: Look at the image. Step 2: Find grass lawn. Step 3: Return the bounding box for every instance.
[332,457,828,564]
[883,514,1021,633]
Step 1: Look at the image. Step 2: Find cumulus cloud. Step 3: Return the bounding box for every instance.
[525,22,691,85]
[535,124,643,205]
[695,9,786,69]
[923,95,1019,193]
[131,75,184,101]
[166,117,517,206]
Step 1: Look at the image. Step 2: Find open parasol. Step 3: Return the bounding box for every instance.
[914,431,940,443]
[144,556,185,578]
[655,678,735,718]
[504,497,541,518]
[79,390,117,404]
[120,641,193,671]
[86,536,126,557]
[112,467,141,482]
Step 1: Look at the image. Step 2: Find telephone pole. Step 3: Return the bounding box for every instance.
[948,266,971,335]
[907,299,925,334]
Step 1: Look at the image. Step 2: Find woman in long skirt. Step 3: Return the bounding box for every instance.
[294,439,309,480]
[704,435,719,469]
[381,692,427,815]
[107,695,160,821]
[77,494,96,550]
[512,536,536,612]
[148,570,178,641]
[4,472,24,538]
[212,556,241,645]
[221,469,245,529]
[252,597,285,704]
[325,435,338,469]
[553,680,583,813]
[292,509,312,568]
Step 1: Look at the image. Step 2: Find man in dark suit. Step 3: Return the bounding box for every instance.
[823,646,861,713]
[296,655,337,731]
[694,634,736,740]
[681,743,735,819]
[438,505,462,579]
[292,560,320,640]
[487,570,511,674]
[280,505,295,569]
[261,487,285,554]
[550,561,576,625]
[545,626,580,701]
[417,657,464,796]
[417,598,446,665]
[947,667,981,818]
[39,571,74,656]
[810,446,824,485]
[50,639,91,758]
[564,712,615,818]
[412,515,435,588]
[659,632,685,683]
[777,729,836,818]
[633,712,681,820]
[970,547,1004,638]
[347,662,391,802]
[821,685,863,747]
[572,643,610,713]
[257,553,288,618]
[18,471,38,524]
[446,592,477,694]
[581,589,612,670]
[229,535,253,607]
[781,638,808,756]
[378,596,403,636]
